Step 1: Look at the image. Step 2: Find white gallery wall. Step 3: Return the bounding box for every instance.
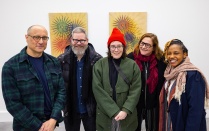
[0,0,209,122]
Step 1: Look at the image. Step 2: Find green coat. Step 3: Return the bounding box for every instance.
[92,57,141,131]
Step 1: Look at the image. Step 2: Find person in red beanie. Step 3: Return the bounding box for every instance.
[127,33,166,131]
[92,27,142,131]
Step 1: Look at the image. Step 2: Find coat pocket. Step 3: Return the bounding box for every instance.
[96,107,112,130]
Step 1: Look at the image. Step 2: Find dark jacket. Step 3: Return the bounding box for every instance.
[2,47,66,131]
[159,71,207,131]
[127,52,166,109]
[57,43,102,119]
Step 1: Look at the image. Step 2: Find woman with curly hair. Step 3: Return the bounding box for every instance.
[159,39,208,131]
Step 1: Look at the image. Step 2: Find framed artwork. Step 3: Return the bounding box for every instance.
[49,13,88,57]
[109,12,147,54]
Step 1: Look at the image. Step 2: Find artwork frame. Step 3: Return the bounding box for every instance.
[49,13,88,57]
[109,12,147,53]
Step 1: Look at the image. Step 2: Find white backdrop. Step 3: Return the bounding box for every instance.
[1,0,209,122]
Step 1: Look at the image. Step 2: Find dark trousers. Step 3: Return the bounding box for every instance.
[136,107,159,131]
[64,113,96,131]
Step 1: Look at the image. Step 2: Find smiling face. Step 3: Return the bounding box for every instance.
[109,41,124,59]
[71,32,88,57]
[139,37,154,56]
[166,44,187,68]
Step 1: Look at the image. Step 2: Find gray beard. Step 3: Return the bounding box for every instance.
[72,46,87,56]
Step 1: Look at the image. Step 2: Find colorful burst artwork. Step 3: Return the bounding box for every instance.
[49,13,88,57]
[109,12,147,54]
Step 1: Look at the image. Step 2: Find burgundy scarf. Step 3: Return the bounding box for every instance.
[134,53,158,94]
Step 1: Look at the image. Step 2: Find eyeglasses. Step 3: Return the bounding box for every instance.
[72,39,86,44]
[110,45,123,50]
[139,42,153,48]
[28,35,49,41]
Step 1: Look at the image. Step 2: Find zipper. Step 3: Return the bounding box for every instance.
[144,62,148,108]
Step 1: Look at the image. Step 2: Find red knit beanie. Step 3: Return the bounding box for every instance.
[107,28,126,47]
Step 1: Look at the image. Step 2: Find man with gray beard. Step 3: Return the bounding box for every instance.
[58,27,102,131]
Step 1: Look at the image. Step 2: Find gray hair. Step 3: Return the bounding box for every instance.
[71,27,88,39]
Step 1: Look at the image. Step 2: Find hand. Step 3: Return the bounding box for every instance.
[114,111,127,121]
[38,118,57,131]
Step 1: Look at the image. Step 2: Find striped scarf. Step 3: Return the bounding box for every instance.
[164,56,209,104]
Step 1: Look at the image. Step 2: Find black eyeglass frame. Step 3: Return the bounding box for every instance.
[72,39,87,44]
[139,41,153,48]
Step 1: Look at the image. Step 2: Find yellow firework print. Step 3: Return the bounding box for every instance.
[49,13,88,57]
[109,12,147,54]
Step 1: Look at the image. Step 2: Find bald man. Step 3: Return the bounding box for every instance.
[2,25,66,131]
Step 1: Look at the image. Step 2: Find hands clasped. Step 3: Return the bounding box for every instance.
[114,111,127,121]
[38,118,57,131]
